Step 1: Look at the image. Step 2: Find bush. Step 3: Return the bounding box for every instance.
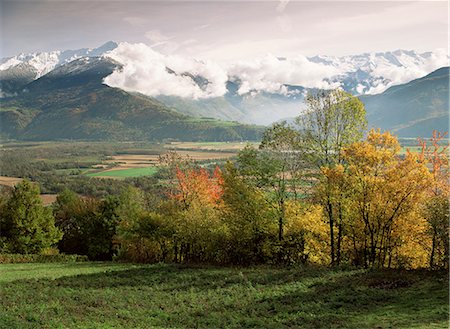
[0,253,88,264]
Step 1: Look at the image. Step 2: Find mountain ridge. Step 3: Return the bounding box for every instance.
[0,57,263,142]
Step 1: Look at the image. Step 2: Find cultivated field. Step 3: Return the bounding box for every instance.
[0,263,447,329]
[0,176,57,205]
[0,176,22,187]
[166,141,258,151]
[86,147,237,178]
[86,166,159,178]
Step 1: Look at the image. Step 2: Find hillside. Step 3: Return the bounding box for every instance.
[361,67,449,137]
[0,58,263,142]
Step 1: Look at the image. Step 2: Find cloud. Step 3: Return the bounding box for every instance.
[365,48,449,94]
[103,42,228,99]
[227,55,340,94]
[276,0,290,13]
[102,42,448,100]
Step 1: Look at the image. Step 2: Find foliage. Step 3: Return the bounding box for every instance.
[53,187,141,260]
[418,131,450,268]
[0,253,88,263]
[317,130,432,268]
[297,89,367,167]
[297,89,367,265]
[219,162,277,264]
[0,180,62,254]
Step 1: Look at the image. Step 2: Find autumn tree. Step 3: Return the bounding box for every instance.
[418,131,449,268]
[298,89,367,265]
[282,201,329,264]
[168,165,224,263]
[220,162,276,264]
[340,130,432,268]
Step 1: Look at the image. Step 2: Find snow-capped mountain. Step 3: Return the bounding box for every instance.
[1,41,448,125]
[309,49,448,95]
[0,41,118,79]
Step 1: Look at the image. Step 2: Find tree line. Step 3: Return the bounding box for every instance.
[0,90,448,269]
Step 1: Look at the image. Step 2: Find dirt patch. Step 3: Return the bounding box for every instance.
[40,194,58,206]
[0,176,23,187]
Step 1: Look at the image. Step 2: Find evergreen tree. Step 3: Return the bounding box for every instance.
[0,180,62,253]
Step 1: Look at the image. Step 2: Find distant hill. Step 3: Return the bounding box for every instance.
[361,67,449,137]
[0,58,263,142]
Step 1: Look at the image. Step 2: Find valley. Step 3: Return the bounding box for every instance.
[0,140,251,201]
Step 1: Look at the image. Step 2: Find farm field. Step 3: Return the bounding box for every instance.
[85,166,159,178]
[166,141,258,151]
[0,176,22,187]
[86,149,236,178]
[0,141,242,182]
[0,263,447,329]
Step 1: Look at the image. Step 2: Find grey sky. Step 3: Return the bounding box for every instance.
[1,1,448,59]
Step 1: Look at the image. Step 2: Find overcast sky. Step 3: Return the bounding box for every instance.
[1,1,448,60]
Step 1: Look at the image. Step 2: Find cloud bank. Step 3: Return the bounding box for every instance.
[103,42,449,99]
[103,42,228,99]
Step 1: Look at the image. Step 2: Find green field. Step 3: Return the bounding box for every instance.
[0,263,447,329]
[85,166,159,178]
[399,146,423,155]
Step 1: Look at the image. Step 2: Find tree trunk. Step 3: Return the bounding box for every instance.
[429,233,436,269]
[336,223,342,265]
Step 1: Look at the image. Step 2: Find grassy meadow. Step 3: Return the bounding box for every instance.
[0,262,448,329]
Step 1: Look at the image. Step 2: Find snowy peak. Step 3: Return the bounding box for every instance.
[1,42,448,100]
[0,41,118,78]
[306,49,449,94]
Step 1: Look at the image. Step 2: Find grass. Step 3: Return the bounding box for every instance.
[85,166,159,178]
[0,262,447,329]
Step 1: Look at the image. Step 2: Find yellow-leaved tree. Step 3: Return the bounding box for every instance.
[318,129,432,268]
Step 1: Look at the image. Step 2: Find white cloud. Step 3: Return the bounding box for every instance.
[227,55,340,94]
[276,0,290,13]
[365,48,449,94]
[103,42,228,99]
[102,42,448,100]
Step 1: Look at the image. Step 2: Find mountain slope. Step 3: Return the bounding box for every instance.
[0,58,263,141]
[360,67,449,137]
[0,41,118,95]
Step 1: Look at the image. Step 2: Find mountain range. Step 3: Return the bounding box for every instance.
[0,56,262,141]
[361,67,449,137]
[0,41,448,140]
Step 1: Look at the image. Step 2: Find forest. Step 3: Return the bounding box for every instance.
[0,90,448,270]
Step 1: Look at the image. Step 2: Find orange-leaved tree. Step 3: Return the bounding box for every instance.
[168,165,224,263]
